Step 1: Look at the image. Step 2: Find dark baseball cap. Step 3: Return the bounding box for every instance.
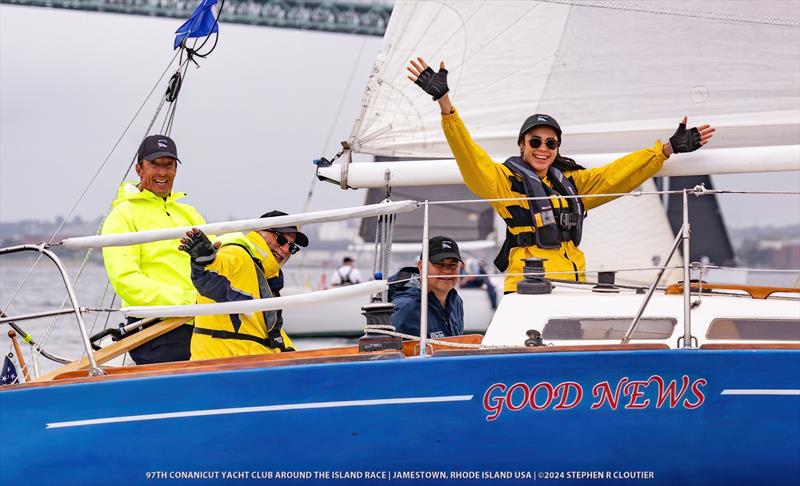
[426,235,462,264]
[259,210,309,247]
[517,114,562,143]
[138,135,180,163]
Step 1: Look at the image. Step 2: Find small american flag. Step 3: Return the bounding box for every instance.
[1,354,19,386]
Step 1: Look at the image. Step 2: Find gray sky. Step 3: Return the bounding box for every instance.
[1,5,798,229]
[1,5,379,225]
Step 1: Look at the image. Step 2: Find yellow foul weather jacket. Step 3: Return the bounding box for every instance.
[190,231,295,360]
[441,109,668,292]
[102,182,206,307]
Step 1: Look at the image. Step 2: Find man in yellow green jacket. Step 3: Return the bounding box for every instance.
[178,211,309,360]
[101,135,205,364]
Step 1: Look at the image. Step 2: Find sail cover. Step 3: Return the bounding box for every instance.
[348,0,800,158]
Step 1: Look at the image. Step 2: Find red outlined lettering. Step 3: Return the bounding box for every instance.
[483,375,708,420]
[683,378,707,409]
[591,377,629,410]
[505,383,530,412]
[483,383,506,422]
[650,374,690,408]
[529,382,555,411]
[553,382,583,410]
[623,380,651,409]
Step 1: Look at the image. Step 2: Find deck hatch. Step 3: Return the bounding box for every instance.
[706,318,800,341]
[542,317,677,340]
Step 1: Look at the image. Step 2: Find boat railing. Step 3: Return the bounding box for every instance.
[0,244,103,376]
[414,185,799,352]
[2,186,798,378]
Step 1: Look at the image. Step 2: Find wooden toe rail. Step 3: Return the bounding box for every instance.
[29,334,485,385]
[34,317,192,382]
[665,282,800,299]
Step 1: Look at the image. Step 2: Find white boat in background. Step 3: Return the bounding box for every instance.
[282,284,499,337]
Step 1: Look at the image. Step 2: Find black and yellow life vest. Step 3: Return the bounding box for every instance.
[192,243,294,352]
[493,157,584,271]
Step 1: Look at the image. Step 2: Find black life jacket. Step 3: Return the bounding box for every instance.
[493,157,584,271]
[193,244,294,352]
[336,266,354,285]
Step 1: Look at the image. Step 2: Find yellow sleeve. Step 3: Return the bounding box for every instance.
[203,245,249,281]
[441,109,509,200]
[101,206,195,306]
[569,141,668,210]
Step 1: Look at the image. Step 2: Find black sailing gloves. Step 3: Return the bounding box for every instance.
[669,121,703,153]
[414,66,450,101]
[179,229,217,266]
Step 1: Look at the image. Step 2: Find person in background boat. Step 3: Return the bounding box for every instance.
[407,57,716,293]
[330,256,363,286]
[101,135,205,364]
[460,257,498,310]
[179,210,309,360]
[388,236,465,338]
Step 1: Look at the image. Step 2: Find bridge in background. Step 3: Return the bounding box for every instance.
[0,0,392,36]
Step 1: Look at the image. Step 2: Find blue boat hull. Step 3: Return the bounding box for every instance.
[2,349,799,485]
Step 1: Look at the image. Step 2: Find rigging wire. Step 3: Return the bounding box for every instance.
[33,58,191,371]
[0,50,183,326]
[297,36,371,275]
[14,29,221,371]
[33,0,228,355]
[3,3,227,374]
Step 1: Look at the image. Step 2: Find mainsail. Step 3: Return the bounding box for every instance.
[347,0,799,158]
[327,0,799,284]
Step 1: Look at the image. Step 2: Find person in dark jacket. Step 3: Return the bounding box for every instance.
[388,236,464,338]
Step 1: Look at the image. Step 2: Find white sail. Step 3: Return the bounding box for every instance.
[336,0,800,283]
[347,0,800,158]
[580,179,683,284]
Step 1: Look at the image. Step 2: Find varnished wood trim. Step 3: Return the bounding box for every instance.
[665,282,800,299]
[433,343,670,356]
[33,317,192,382]
[9,335,485,388]
[13,351,404,389]
[402,334,483,356]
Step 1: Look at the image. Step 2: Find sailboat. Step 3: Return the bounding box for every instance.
[2,1,799,484]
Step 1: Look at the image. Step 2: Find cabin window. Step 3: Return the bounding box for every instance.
[706,318,800,341]
[542,318,676,340]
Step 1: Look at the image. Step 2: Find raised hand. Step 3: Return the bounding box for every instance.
[178,228,220,266]
[669,117,716,153]
[407,57,449,101]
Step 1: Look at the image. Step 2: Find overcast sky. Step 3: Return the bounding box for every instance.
[0,5,380,225]
[1,5,798,230]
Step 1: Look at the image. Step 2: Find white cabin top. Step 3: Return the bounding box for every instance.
[483,284,800,349]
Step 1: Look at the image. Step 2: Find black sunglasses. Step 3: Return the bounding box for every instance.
[268,231,300,254]
[528,137,559,150]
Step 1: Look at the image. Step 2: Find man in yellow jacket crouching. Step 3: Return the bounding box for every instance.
[179,211,309,360]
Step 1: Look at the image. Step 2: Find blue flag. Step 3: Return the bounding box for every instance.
[1,355,18,386]
[174,0,220,49]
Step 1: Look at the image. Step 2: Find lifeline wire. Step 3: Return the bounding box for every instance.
[425,188,800,206]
